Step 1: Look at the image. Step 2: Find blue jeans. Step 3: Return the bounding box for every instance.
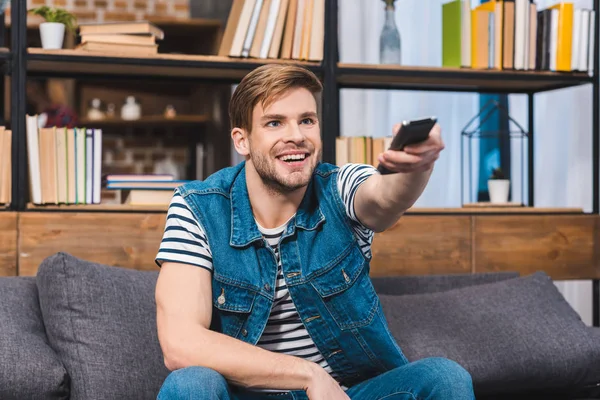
[157,357,475,400]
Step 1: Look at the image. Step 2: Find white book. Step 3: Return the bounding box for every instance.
[572,8,582,71]
[76,128,86,204]
[550,9,559,71]
[461,0,471,67]
[93,129,102,204]
[588,10,595,75]
[260,0,281,58]
[229,0,257,57]
[242,0,264,57]
[579,10,590,71]
[25,114,41,204]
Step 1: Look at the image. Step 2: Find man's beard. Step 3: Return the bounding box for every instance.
[249,145,319,195]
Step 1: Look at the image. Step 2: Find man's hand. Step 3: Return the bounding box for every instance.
[305,365,350,400]
[353,122,444,232]
[376,123,444,174]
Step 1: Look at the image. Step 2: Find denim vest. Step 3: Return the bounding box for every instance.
[177,161,409,388]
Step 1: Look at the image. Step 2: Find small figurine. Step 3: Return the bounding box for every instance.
[106,103,116,119]
[87,98,105,120]
[164,104,176,118]
[121,96,141,120]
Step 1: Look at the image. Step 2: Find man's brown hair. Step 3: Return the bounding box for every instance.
[229,63,323,133]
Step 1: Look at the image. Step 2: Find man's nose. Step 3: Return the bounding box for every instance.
[284,122,305,143]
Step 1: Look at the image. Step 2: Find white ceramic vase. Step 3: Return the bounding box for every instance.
[121,96,141,120]
[488,179,510,204]
[40,22,65,50]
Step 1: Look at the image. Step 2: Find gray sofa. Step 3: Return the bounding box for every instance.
[1,252,599,399]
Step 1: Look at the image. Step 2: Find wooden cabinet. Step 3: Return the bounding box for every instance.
[0,213,17,276]
[473,215,600,279]
[8,211,600,280]
[370,216,472,276]
[18,212,166,276]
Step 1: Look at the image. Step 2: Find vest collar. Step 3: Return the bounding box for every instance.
[229,162,325,247]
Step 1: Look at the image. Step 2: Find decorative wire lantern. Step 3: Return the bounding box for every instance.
[460,99,529,205]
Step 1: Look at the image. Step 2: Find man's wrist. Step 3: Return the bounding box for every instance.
[299,360,322,389]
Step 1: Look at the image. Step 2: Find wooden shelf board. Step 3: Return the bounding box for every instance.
[6,14,222,30]
[337,63,593,93]
[26,202,168,212]
[27,48,322,80]
[79,114,211,126]
[23,203,584,215]
[406,206,585,214]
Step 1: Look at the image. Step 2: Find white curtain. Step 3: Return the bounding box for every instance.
[508,0,595,325]
[339,0,596,325]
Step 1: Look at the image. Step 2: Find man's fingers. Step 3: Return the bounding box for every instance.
[380,150,422,165]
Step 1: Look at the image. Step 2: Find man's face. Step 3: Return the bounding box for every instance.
[245,87,321,193]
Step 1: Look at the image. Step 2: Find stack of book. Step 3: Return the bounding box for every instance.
[0,127,12,206]
[25,115,102,206]
[76,21,164,56]
[219,0,324,61]
[336,136,393,169]
[103,174,189,206]
[442,0,595,74]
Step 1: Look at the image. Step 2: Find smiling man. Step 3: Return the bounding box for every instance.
[154,64,475,400]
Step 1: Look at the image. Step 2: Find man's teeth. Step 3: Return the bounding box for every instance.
[280,154,306,161]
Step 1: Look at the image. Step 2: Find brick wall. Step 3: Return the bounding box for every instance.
[100,131,194,203]
[26,0,190,23]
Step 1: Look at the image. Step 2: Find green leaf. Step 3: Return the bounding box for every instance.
[28,6,77,33]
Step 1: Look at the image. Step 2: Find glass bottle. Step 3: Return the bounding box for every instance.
[379,0,401,65]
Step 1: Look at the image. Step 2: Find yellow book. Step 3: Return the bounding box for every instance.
[471,8,490,68]
[471,1,503,69]
[549,2,574,71]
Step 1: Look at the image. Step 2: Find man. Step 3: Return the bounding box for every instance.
[154,64,474,400]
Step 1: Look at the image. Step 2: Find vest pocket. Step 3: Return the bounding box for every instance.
[212,277,258,313]
[212,277,258,339]
[309,245,379,331]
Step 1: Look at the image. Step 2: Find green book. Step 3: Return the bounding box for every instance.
[442,0,463,68]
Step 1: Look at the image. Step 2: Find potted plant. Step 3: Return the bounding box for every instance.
[28,6,77,50]
[487,167,510,204]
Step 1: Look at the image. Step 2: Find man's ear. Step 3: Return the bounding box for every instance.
[231,127,250,157]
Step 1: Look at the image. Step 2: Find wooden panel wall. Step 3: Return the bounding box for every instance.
[7,212,600,280]
[18,212,166,276]
[473,215,599,279]
[0,213,17,276]
[370,214,600,280]
[370,216,472,276]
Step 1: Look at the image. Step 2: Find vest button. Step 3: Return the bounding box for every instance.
[264,283,271,291]
[241,329,248,337]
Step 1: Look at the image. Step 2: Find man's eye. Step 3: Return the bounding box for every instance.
[267,121,280,127]
[301,118,315,125]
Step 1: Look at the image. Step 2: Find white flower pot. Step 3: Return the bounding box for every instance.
[488,179,510,204]
[39,22,65,50]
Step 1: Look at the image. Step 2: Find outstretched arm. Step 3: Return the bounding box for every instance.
[352,123,444,232]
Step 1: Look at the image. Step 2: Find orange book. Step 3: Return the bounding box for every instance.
[471,8,490,68]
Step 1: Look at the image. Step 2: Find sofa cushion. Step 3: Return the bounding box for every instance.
[0,276,69,400]
[36,252,169,400]
[371,271,519,296]
[379,271,600,397]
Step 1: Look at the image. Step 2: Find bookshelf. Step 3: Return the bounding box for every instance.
[26,48,322,81]
[2,0,600,323]
[336,63,593,93]
[78,114,212,127]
